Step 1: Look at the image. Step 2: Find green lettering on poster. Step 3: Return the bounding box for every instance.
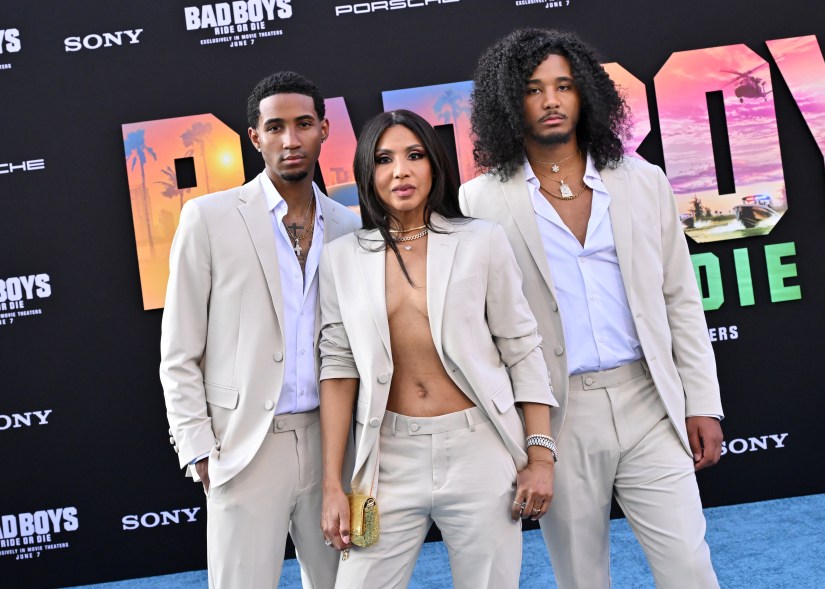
[765,242,802,302]
[732,248,755,306]
[691,253,724,311]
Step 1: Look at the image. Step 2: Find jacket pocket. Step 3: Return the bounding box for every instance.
[447,273,481,294]
[204,382,240,409]
[490,385,515,414]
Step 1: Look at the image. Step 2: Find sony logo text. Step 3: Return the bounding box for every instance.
[122,507,201,530]
[64,29,143,52]
[720,433,788,456]
[0,410,52,431]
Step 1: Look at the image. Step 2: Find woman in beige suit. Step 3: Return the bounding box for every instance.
[318,110,557,589]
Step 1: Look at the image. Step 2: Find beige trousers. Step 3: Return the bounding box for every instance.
[335,407,522,589]
[206,410,338,589]
[540,360,719,589]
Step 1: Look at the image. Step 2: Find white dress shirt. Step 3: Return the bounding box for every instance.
[526,157,643,375]
[260,172,323,414]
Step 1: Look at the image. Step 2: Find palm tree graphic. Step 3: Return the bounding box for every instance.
[156,166,191,211]
[124,129,157,256]
[181,122,213,194]
[434,90,471,177]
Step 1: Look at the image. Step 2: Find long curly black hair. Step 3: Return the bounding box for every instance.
[470,28,630,178]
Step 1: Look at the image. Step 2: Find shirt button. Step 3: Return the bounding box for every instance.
[299,349,306,356]
[377,373,390,384]
[584,377,595,386]
[264,400,275,411]
[554,345,565,356]
[299,389,305,396]
[273,352,284,362]
[369,417,381,427]
[590,295,596,301]
[294,273,300,279]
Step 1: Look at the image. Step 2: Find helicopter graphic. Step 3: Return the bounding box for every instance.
[720,64,772,102]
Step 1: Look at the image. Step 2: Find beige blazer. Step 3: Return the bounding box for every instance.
[160,178,360,489]
[318,214,557,495]
[459,157,723,455]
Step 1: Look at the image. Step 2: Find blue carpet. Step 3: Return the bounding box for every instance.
[64,494,825,588]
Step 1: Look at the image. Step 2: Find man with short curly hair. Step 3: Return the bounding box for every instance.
[460,29,723,588]
[161,71,359,588]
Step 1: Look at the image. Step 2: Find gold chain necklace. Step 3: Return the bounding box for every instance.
[539,182,589,201]
[389,224,427,234]
[529,149,579,173]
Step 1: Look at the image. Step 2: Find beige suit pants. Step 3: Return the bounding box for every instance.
[540,360,719,589]
[335,407,522,589]
[206,410,338,589]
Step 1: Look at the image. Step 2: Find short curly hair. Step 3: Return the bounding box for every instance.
[470,28,629,178]
[246,71,326,128]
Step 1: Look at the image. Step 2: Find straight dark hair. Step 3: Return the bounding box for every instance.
[353,109,467,284]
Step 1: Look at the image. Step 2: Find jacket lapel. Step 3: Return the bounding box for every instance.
[317,189,341,244]
[501,168,559,300]
[237,180,285,329]
[602,165,635,307]
[357,230,392,360]
[426,214,458,366]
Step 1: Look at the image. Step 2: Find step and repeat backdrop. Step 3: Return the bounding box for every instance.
[2,1,824,587]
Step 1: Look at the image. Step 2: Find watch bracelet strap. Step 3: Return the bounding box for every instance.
[526,434,558,462]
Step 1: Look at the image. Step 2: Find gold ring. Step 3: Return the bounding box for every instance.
[513,500,526,507]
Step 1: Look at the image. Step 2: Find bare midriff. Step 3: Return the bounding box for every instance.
[384,239,474,417]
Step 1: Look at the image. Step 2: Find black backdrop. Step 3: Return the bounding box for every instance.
[2,1,824,587]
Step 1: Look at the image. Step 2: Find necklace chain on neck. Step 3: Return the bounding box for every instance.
[392,228,428,242]
[529,149,580,173]
[389,224,427,234]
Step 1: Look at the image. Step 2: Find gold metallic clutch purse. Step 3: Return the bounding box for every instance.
[347,493,379,548]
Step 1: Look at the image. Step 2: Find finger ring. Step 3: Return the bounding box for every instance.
[532,507,541,513]
[513,500,526,507]
[324,540,333,547]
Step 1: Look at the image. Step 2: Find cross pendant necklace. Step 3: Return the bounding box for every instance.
[293,239,302,257]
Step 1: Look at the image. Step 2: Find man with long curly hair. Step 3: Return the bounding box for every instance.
[460,29,723,588]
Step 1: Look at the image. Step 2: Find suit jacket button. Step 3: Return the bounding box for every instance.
[377,373,390,384]
[169,437,176,445]
[554,345,565,356]
[369,417,381,427]
[550,301,558,312]
[273,352,284,362]
[264,400,275,411]
[168,428,173,436]
[174,447,180,454]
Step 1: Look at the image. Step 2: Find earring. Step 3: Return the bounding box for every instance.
[256,147,262,152]
[321,136,327,143]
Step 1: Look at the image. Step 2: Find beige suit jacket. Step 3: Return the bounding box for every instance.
[318,214,557,495]
[459,157,723,455]
[160,178,360,489]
